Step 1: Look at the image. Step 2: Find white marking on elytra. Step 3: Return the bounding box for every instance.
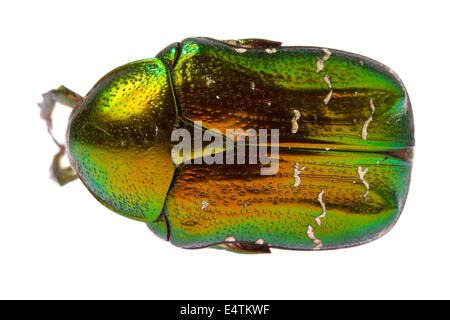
[293,162,306,187]
[265,48,277,54]
[322,74,333,104]
[201,200,209,210]
[315,190,327,226]
[357,166,370,200]
[307,225,323,250]
[361,99,376,140]
[255,239,264,245]
[323,89,333,104]
[369,98,375,114]
[206,76,216,87]
[316,61,325,73]
[235,48,247,53]
[250,82,255,91]
[323,74,332,89]
[316,48,332,73]
[291,109,301,134]
[216,95,220,100]
[225,236,236,242]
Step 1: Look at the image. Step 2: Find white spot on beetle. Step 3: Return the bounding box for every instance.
[265,48,277,54]
[250,81,255,91]
[255,238,264,245]
[307,225,323,250]
[316,60,324,73]
[206,77,215,86]
[291,109,301,134]
[369,98,375,113]
[323,48,332,59]
[201,200,209,210]
[323,74,332,89]
[225,236,236,242]
[357,166,370,200]
[315,190,327,226]
[316,48,332,73]
[293,162,306,187]
[235,48,247,53]
[323,89,333,104]
[361,99,376,140]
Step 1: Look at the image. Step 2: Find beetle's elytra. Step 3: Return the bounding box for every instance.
[39,37,414,253]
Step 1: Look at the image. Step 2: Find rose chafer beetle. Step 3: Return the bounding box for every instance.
[39,37,414,253]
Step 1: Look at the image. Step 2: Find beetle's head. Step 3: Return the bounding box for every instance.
[67,59,176,222]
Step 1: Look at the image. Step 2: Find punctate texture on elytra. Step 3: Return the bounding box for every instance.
[66,37,414,252]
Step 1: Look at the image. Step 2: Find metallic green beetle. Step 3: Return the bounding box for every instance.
[39,37,414,253]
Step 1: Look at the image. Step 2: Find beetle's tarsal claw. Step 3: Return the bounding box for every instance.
[38,86,82,185]
[50,146,78,186]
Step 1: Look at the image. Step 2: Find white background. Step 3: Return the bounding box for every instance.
[0,0,449,299]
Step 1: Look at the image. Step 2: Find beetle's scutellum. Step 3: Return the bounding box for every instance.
[39,38,414,253]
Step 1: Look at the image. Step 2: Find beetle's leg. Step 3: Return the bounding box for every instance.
[39,85,82,134]
[50,145,78,186]
[38,86,82,186]
[222,39,282,49]
[211,242,271,254]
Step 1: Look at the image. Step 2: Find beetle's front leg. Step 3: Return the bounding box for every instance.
[38,86,82,186]
[39,86,82,128]
[50,145,78,186]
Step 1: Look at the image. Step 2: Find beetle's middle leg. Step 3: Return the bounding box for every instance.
[38,86,82,186]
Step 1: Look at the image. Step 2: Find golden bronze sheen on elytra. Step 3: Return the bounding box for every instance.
[38,37,414,253]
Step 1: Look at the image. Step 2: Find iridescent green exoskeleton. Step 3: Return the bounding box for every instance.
[39,37,414,253]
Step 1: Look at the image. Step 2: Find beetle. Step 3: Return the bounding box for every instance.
[39,37,414,253]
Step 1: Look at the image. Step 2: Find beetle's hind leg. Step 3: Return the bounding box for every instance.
[38,86,82,186]
[211,242,271,254]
